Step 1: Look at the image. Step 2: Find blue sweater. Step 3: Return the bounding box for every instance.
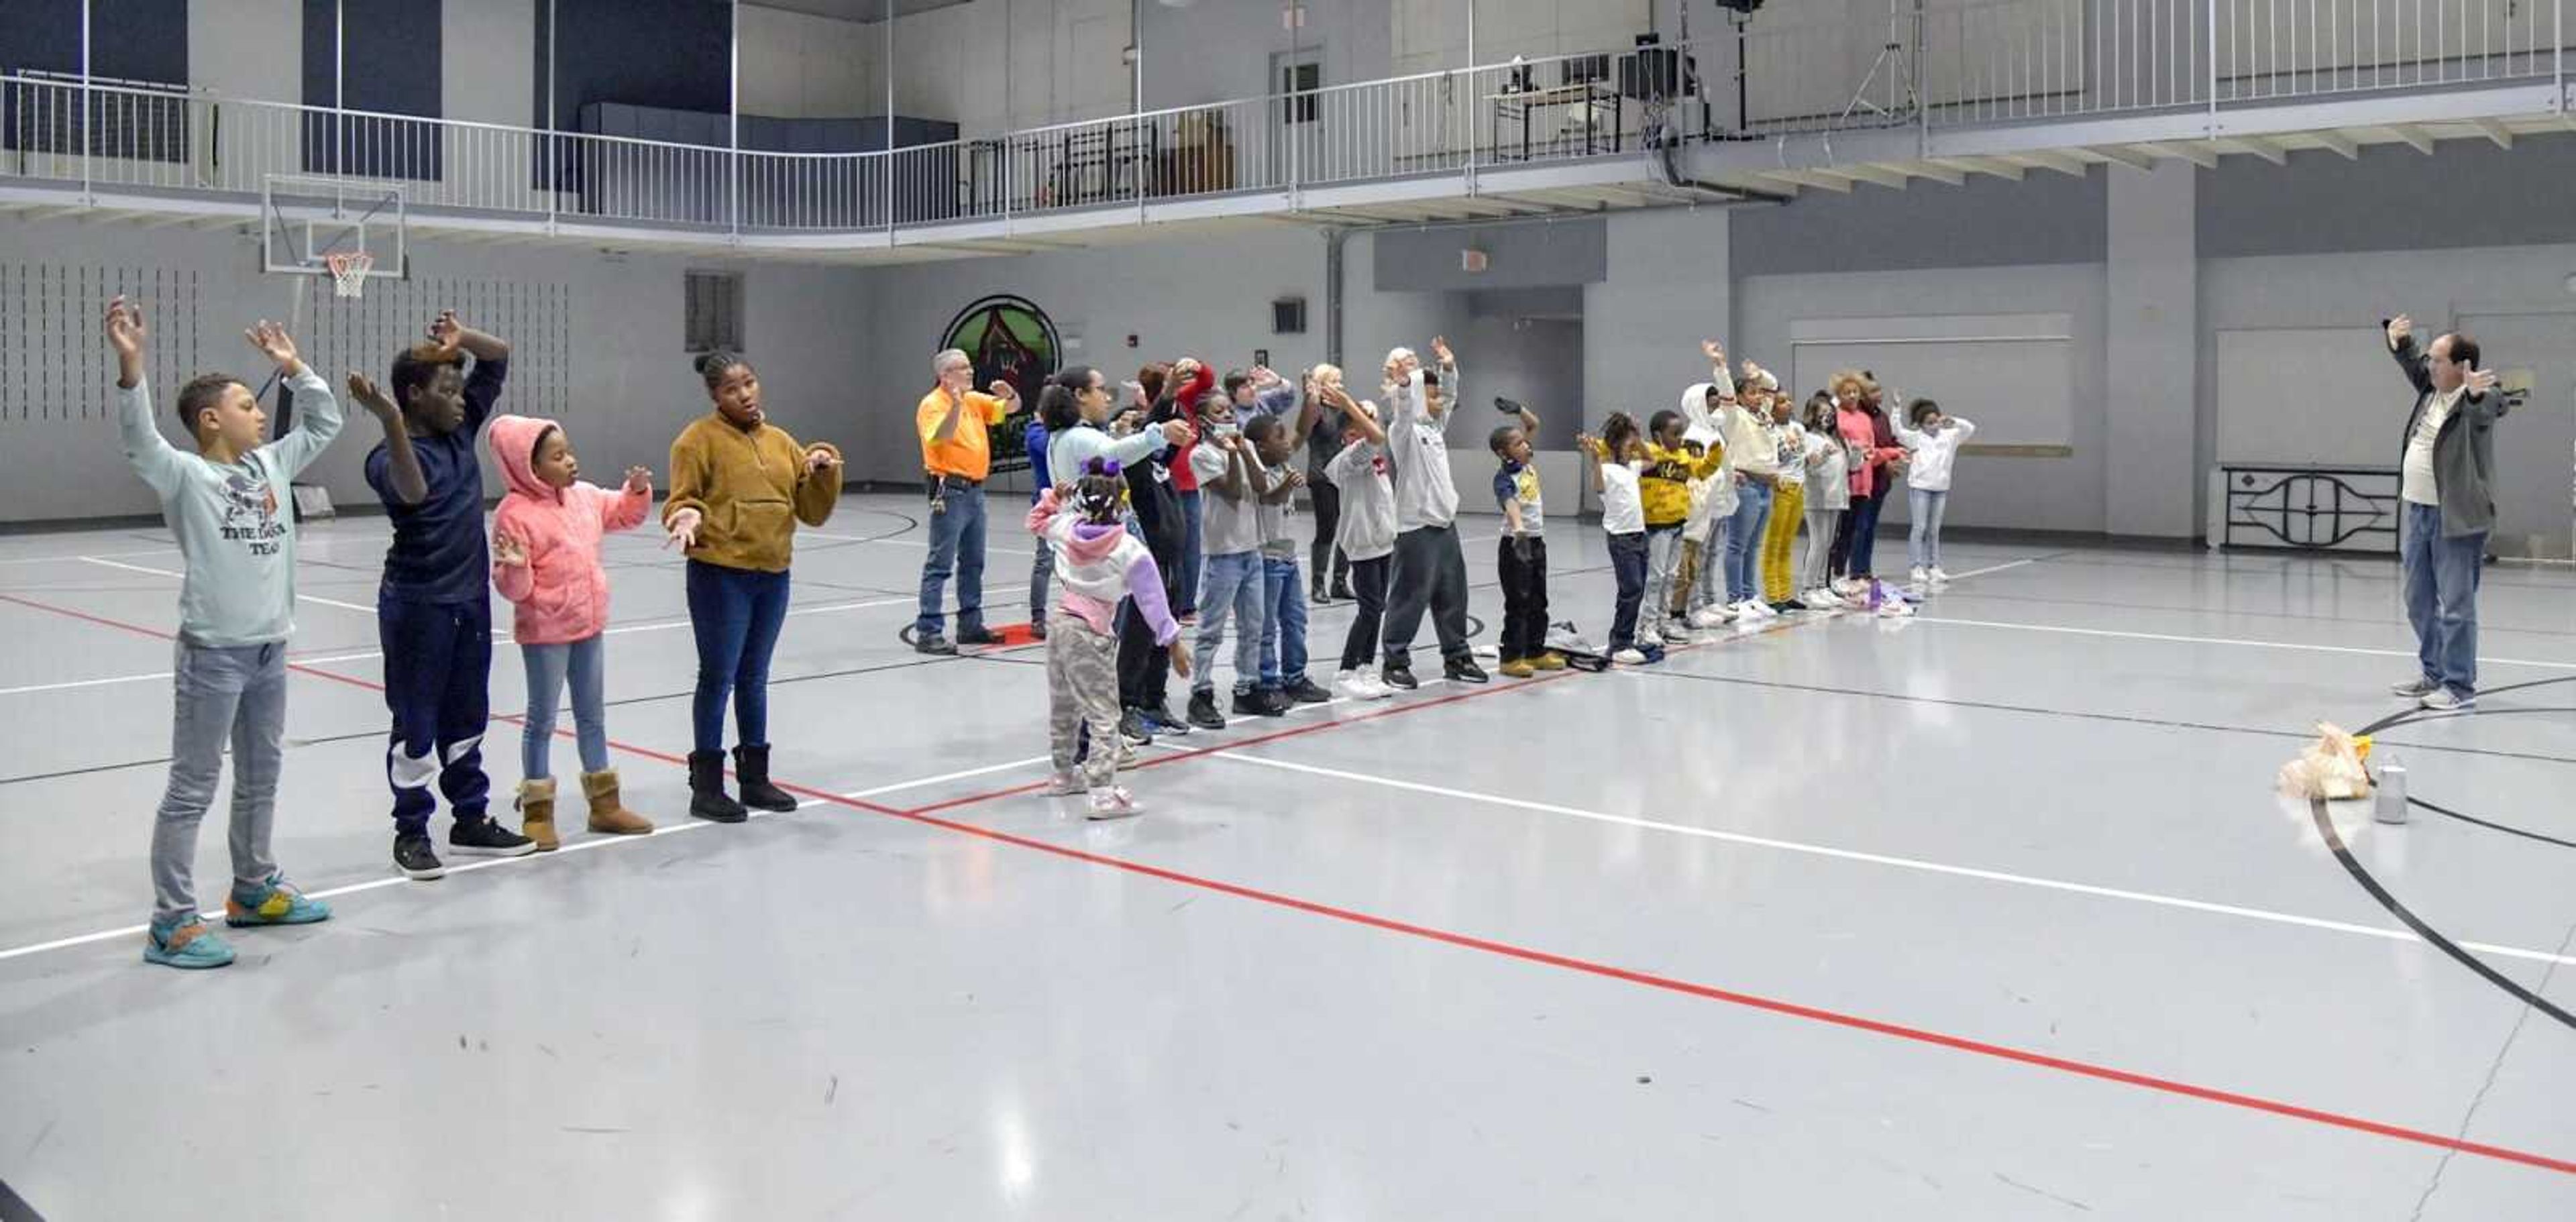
[366,357,507,604]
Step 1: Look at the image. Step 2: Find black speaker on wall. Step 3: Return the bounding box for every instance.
[1273,297,1307,335]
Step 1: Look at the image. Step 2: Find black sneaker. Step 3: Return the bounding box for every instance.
[1444,658,1491,685]
[1144,702,1193,736]
[915,634,958,656]
[955,626,1004,646]
[449,816,537,858]
[1285,676,1333,704]
[1381,662,1419,691]
[1330,579,1354,602]
[393,832,445,881]
[1309,581,1330,606]
[1234,688,1289,718]
[1118,708,1156,746]
[1187,690,1227,730]
[1028,620,1049,641]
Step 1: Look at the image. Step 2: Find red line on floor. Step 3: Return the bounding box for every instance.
[19,586,2569,1174]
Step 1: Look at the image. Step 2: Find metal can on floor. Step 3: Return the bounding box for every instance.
[2373,758,2409,825]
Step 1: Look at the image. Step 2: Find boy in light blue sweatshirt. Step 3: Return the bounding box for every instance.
[107,296,345,969]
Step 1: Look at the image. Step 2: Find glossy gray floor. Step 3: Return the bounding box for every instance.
[2,496,2572,1221]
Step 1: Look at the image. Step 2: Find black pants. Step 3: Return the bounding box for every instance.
[1829,491,1874,579]
[1339,555,1390,672]
[1383,524,1470,668]
[1497,536,1550,662]
[1118,522,1184,711]
[1307,478,1350,590]
[1607,532,1648,650]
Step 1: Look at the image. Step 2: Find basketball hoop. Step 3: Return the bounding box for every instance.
[324,251,374,299]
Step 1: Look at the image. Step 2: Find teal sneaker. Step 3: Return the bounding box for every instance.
[143,922,237,969]
[224,878,332,928]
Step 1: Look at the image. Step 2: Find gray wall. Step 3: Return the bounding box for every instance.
[1141,0,1394,113]
[1731,168,2107,276]
[2200,133,2576,257]
[1373,220,1607,292]
[0,217,872,523]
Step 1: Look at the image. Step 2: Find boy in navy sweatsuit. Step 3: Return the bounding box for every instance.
[357,310,529,881]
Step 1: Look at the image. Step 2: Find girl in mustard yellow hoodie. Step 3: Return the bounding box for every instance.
[661,351,843,824]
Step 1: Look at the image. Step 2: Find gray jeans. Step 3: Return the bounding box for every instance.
[152,640,288,928]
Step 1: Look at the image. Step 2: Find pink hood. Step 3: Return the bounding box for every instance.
[486,414,651,645]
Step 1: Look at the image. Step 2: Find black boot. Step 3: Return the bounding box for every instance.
[733,744,798,812]
[688,750,747,824]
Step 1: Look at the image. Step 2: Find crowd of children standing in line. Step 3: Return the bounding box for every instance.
[105,297,1972,967]
[1019,335,1978,810]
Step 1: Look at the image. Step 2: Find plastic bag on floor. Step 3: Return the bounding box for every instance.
[2277,722,2374,800]
[1544,621,1611,672]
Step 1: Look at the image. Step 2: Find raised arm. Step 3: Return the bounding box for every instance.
[427,310,509,433]
[348,372,426,505]
[1577,434,1606,495]
[1335,389,1388,449]
[105,297,186,496]
[2385,315,2434,396]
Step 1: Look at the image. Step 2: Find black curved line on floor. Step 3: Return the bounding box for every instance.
[2306,799,2576,1033]
[2407,795,2576,852]
[2359,703,2576,738]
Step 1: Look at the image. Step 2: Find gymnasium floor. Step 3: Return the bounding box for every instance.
[1,493,2571,1220]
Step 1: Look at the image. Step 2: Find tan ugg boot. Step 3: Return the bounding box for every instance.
[517,777,560,852]
[582,769,654,836]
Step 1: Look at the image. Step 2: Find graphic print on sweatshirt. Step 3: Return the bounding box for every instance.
[219,463,286,557]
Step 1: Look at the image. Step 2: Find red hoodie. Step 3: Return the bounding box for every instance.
[1163,362,1218,494]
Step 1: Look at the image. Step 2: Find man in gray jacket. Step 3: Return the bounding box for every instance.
[2383,315,2506,712]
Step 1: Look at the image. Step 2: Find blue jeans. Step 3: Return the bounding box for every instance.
[1724,480,1774,603]
[1848,489,1886,576]
[152,641,288,928]
[380,596,492,836]
[1260,554,1308,687]
[916,480,986,638]
[1028,538,1055,622]
[521,634,608,779]
[687,560,792,753]
[1908,488,1949,571]
[1607,532,1648,649]
[2401,502,2484,696]
[1177,489,1205,615]
[1191,551,1265,695]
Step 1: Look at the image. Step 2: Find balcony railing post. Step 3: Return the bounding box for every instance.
[2207,0,2220,139]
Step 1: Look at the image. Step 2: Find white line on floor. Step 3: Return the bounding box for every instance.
[80,555,380,614]
[0,545,181,567]
[1916,616,2576,671]
[1206,753,2576,968]
[1933,557,2036,581]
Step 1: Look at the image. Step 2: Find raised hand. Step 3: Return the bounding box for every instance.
[623,465,653,494]
[1701,338,1725,364]
[2386,315,2414,347]
[988,379,1018,401]
[104,296,147,360]
[2466,367,2499,394]
[663,506,702,551]
[244,320,301,372]
[804,446,839,474]
[1283,469,1307,490]
[1158,418,1196,447]
[1430,335,1454,365]
[345,372,399,423]
[492,533,530,567]
[427,309,462,353]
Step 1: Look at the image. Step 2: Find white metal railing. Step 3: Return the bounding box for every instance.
[3,1,2563,238]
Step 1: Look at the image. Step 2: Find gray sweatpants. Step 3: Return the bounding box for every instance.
[1047,613,1126,790]
[152,640,288,928]
[1803,508,1844,592]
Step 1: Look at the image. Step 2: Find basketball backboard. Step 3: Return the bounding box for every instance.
[261,174,407,281]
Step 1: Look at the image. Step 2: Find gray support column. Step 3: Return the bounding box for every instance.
[2104,158,2200,539]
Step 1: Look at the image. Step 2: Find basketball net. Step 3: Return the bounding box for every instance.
[324,251,374,299]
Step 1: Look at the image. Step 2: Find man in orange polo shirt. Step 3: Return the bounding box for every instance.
[914,347,1018,655]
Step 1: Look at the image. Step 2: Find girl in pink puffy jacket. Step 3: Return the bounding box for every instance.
[488,414,655,849]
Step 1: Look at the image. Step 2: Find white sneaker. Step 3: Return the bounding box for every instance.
[1929,567,1951,584]
[1114,741,1139,767]
[1748,600,1780,621]
[1910,566,1930,585]
[1804,588,1844,609]
[1046,771,1084,796]
[1640,626,1664,647]
[1832,577,1865,596]
[1611,647,1648,665]
[1087,787,1144,820]
[1876,596,1915,618]
[2390,675,2441,698]
[1688,606,1732,628]
[1341,669,1395,700]
[2418,688,2475,712]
